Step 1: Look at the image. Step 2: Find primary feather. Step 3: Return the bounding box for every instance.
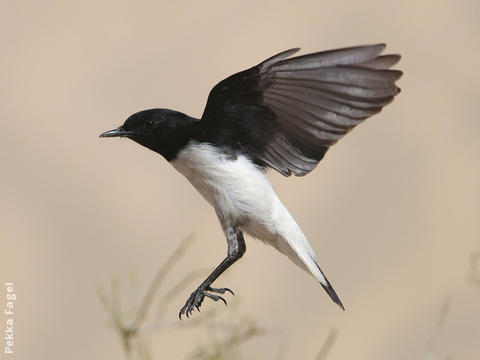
[200,44,402,176]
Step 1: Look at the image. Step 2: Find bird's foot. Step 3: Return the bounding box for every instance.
[179,285,234,319]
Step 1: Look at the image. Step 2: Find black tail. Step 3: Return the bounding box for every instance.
[317,263,345,310]
[322,279,345,311]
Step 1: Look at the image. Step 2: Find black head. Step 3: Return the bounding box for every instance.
[100,109,199,160]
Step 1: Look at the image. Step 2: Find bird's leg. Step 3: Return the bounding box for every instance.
[179,228,246,319]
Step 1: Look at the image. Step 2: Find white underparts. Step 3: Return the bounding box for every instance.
[171,141,327,286]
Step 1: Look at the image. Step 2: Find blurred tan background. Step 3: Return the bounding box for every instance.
[1,0,479,359]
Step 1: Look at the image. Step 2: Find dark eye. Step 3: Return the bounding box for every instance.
[144,120,155,130]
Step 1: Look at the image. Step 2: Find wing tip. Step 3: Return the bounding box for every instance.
[373,42,386,50]
[391,69,404,80]
[386,54,402,68]
[260,48,301,70]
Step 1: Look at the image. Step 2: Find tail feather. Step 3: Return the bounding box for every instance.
[316,262,345,310]
[270,227,345,310]
[276,238,345,310]
[262,196,345,310]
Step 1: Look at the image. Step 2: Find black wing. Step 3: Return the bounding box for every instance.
[199,44,402,176]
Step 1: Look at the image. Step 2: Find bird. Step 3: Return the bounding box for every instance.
[100,44,402,319]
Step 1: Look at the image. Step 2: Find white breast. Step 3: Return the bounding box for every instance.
[171,141,277,230]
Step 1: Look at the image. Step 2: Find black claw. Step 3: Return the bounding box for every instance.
[225,288,234,296]
[178,285,235,319]
[206,286,235,296]
[179,306,186,320]
[205,292,227,306]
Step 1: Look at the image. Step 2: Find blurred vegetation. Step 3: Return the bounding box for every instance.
[468,251,480,287]
[422,250,480,360]
[98,236,339,360]
[424,296,452,360]
[98,239,480,359]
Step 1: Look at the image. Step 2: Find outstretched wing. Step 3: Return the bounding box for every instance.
[199,44,402,176]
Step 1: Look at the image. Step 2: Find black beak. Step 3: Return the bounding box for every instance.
[99,127,133,138]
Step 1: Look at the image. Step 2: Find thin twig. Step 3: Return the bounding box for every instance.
[98,235,198,360]
[425,296,452,360]
[315,328,338,360]
[190,319,266,360]
[129,235,194,332]
[468,251,480,287]
[273,334,289,360]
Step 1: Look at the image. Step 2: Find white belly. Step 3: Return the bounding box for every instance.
[171,142,277,234]
[171,141,327,285]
